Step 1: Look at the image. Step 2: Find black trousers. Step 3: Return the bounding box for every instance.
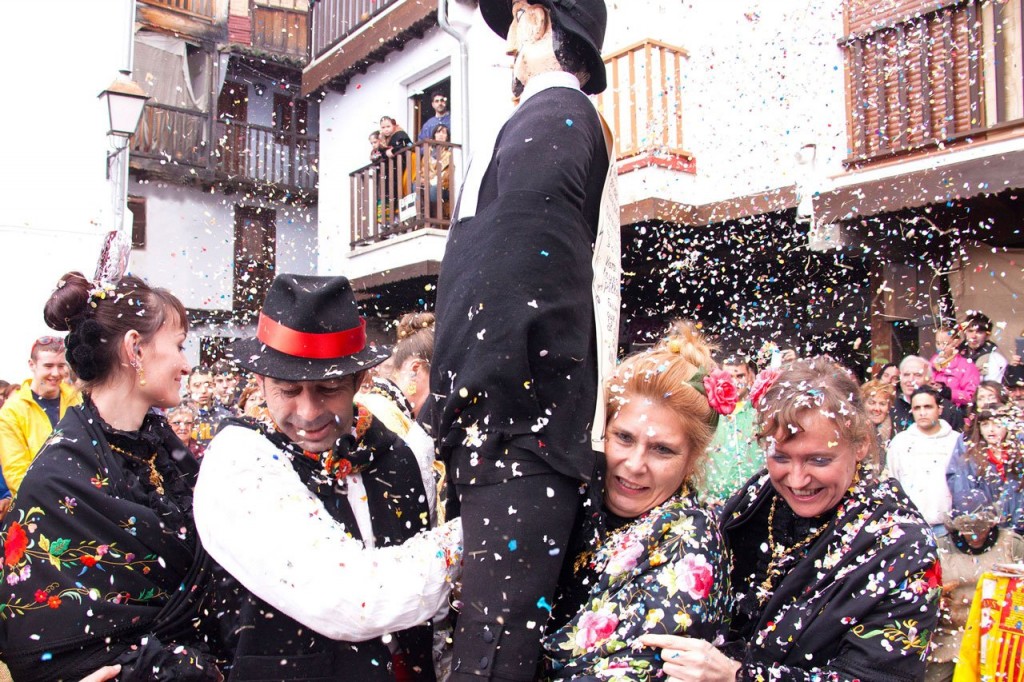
[449,466,583,680]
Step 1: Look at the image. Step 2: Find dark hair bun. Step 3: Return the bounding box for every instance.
[43,272,91,332]
[66,319,103,381]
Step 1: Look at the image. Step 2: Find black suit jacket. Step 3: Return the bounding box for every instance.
[431,85,609,484]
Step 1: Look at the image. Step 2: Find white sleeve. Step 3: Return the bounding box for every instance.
[193,425,462,642]
[886,437,904,481]
[402,420,438,516]
[987,352,1008,382]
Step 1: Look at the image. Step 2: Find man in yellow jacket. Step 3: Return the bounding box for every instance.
[0,336,81,495]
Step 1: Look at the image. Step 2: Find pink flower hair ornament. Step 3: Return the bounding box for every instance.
[685,368,739,425]
[749,368,782,408]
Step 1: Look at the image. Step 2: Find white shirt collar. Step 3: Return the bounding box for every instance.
[519,71,581,106]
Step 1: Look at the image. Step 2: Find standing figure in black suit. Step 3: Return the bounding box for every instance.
[429,0,613,679]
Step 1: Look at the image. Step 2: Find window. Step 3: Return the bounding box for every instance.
[411,77,450,141]
[273,93,309,137]
[127,196,147,249]
[233,206,276,322]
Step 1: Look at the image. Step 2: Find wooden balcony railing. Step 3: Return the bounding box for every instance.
[350,140,460,246]
[311,0,398,58]
[842,0,1024,164]
[252,3,309,59]
[131,103,319,193]
[595,39,695,173]
[217,120,319,189]
[133,103,211,168]
[141,0,215,20]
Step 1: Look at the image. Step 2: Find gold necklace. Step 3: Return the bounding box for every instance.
[109,443,165,495]
[757,496,828,605]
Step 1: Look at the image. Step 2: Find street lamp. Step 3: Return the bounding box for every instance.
[98,71,148,176]
[94,69,148,284]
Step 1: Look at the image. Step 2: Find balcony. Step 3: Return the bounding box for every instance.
[251,3,309,61]
[311,0,394,57]
[138,0,224,42]
[303,0,436,94]
[130,102,319,195]
[349,139,460,246]
[596,39,695,174]
[141,0,214,19]
[842,0,1024,166]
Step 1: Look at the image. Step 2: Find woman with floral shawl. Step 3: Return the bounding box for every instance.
[540,322,734,680]
[643,357,941,682]
[0,272,226,681]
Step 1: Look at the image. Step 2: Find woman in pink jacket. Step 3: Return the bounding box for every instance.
[932,327,980,408]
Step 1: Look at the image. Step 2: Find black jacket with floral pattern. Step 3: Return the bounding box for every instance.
[0,398,223,682]
[542,491,730,681]
[720,470,941,682]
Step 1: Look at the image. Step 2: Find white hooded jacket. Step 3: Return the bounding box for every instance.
[886,419,965,525]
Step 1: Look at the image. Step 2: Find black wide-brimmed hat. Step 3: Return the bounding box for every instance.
[480,0,608,95]
[229,274,389,381]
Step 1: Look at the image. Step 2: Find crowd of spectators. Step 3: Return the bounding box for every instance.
[0,295,1022,680]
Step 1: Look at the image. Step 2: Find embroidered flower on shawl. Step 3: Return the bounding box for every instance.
[574,607,620,652]
[658,553,714,600]
[4,522,28,567]
[905,561,942,597]
[643,608,665,630]
[749,368,781,407]
[667,514,697,542]
[604,539,644,577]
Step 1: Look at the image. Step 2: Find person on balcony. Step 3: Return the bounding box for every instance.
[427,0,618,679]
[379,116,413,222]
[369,130,384,164]
[417,91,451,142]
[424,125,453,216]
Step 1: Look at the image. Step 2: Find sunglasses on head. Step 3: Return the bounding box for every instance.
[31,335,63,351]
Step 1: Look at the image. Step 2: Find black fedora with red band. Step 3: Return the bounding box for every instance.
[229,274,389,381]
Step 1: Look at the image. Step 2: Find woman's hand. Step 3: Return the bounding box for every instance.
[79,664,121,681]
[639,634,741,682]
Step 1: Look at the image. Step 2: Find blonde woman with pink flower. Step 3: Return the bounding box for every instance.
[539,321,734,679]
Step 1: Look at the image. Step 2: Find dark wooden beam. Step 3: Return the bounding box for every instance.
[350,261,441,294]
[302,4,437,96]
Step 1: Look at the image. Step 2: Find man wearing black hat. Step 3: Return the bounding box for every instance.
[961,310,1008,382]
[193,274,455,681]
[429,0,616,679]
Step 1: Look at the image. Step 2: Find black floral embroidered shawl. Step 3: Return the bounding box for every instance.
[0,399,223,681]
[720,471,941,682]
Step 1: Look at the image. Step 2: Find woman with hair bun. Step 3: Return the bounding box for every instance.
[356,312,435,428]
[389,311,434,418]
[0,272,225,681]
[540,321,733,678]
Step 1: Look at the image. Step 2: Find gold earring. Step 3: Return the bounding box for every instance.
[406,382,418,397]
[133,360,147,386]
